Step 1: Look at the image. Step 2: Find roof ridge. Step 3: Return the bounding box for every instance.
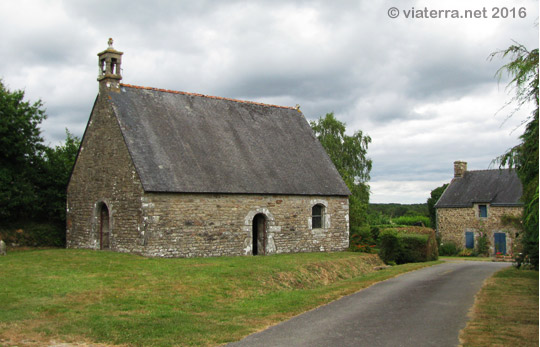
[120,83,296,110]
[466,168,511,173]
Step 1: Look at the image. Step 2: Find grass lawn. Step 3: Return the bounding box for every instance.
[460,267,539,346]
[0,249,440,346]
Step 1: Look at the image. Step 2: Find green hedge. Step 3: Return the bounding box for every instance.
[378,227,438,264]
[378,229,401,263]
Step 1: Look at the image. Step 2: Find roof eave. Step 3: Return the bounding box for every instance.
[143,189,350,197]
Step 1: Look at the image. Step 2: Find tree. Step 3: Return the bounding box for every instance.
[310,113,372,227]
[427,183,448,230]
[490,43,538,269]
[37,130,81,225]
[0,80,46,221]
[310,113,372,186]
[0,80,80,247]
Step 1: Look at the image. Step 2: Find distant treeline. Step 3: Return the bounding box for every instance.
[368,203,429,218]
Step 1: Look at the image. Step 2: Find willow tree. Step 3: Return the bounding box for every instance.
[310,112,372,227]
[491,43,539,269]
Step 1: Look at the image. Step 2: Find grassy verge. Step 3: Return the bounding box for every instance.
[0,249,440,346]
[460,267,539,346]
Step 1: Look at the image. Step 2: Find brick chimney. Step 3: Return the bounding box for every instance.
[454,161,467,178]
[97,38,123,92]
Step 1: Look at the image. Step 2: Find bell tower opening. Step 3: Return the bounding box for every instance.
[97,38,123,92]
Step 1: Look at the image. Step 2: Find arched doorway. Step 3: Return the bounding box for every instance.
[99,203,110,250]
[252,214,266,255]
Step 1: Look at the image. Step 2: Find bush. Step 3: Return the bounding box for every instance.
[0,222,65,247]
[366,212,391,226]
[399,233,429,263]
[378,229,400,263]
[458,248,475,257]
[475,232,489,257]
[391,215,431,228]
[439,241,461,256]
[377,227,438,264]
[349,226,377,253]
[398,230,438,263]
[370,226,380,243]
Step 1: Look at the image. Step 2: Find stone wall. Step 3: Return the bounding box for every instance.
[140,193,349,257]
[437,205,522,255]
[66,92,145,253]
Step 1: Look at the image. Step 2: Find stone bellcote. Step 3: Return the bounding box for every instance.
[97,38,123,92]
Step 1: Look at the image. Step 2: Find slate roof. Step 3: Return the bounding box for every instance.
[106,84,350,196]
[435,169,522,208]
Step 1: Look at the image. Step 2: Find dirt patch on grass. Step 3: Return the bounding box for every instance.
[0,321,126,347]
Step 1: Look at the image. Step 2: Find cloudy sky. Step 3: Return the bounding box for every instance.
[0,0,537,203]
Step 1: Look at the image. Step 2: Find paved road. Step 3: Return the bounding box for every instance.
[227,261,511,347]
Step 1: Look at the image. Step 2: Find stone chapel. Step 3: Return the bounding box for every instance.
[66,40,351,257]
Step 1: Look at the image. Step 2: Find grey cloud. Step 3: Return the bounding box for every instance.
[0,0,537,203]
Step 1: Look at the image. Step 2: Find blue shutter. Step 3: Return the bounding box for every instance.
[465,232,474,249]
[494,233,506,254]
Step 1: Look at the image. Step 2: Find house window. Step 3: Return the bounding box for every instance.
[478,204,488,218]
[312,204,324,229]
[465,231,474,249]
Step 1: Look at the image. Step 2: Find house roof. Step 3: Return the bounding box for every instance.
[106,84,351,196]
[435,169,523,208]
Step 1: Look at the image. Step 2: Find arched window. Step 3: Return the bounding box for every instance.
[312,204,324,229]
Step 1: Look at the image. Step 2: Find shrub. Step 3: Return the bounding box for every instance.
[475,232,489,257]
[424,230,439,261]
[391,215,431,228]
[366,212,391,226]
[0,222,65,247]
[349,226,376,253]
[370,226,380,243]
[398,230,438,263]
[378,229,400,263]
[439,241,461,256]
[378,227,438,264]
[378,227,439,264]
[393,227,438,261]
[399,233,429,263]
[458,248,475,257]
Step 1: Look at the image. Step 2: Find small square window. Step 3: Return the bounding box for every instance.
[479,205,488,218]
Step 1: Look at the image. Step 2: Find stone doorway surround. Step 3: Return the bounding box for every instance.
[243,208,279,255]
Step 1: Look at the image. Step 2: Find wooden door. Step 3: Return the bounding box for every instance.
[252,214,266,255]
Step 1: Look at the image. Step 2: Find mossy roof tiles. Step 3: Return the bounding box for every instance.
[106,84,350,196]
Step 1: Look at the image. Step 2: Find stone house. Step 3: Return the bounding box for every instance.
[435,161,523,255]
[66,40,350,257]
